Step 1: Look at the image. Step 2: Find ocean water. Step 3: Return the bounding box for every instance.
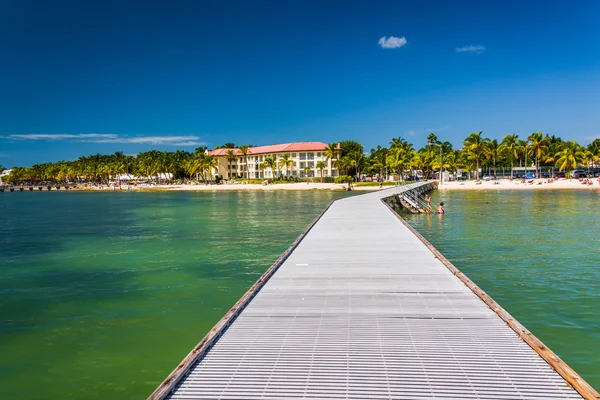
[403,189,600,391]
[0,191,354,399]
[1,189,599,398]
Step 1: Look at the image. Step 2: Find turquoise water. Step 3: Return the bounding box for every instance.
[403,189,600,390]
[0,191,354,399]
[2,190,599,397]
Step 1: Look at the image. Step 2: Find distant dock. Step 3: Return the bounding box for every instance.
[150,181,598,399]
[0,185,72,192]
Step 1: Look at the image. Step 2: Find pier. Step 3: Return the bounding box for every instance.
[0,185,71,192]
[150,182,598,400]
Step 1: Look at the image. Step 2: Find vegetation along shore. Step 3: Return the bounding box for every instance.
[1,133,599,190]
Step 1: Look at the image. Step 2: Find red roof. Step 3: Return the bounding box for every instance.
[208,142,329,156]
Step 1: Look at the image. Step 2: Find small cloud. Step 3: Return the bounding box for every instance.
[425,125,450,132]
[85,135,204,146]
[378,36,407,49]
[1,133,205,146]
[404,130,415,136]
[456,45,486,54]
[6,133,117,140]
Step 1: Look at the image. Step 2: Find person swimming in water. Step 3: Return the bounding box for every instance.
[438,202,445,214]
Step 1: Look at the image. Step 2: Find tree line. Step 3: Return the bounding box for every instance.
[2,134,599,185]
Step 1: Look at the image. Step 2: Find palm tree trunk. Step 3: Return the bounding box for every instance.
[510,157,514,179]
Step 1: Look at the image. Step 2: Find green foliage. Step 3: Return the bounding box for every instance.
[339,140,363,157]
[5,133,595,187]
[334,175,353,184]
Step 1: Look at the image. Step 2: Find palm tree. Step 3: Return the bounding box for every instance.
[348,151,364,181]
[225,150,237,179]
[485,139,501,179]
[237,145,250,179]
[303,165,311,179]
[555,141,585,177]
[527,132,549,178]
[588,139,600,170]
[316,161,327,182]
[184,157,201,182]
[370,147,388,179]
[279,153,293,177]
[462,132,489,180]
[444,150,464,177]
[334,157,351,176]
[199,154,218,183]
[324,143,340,176]
[517,139,529,171]
[262,156,276,180]
[499,134,519,179]
[386,146,412,181]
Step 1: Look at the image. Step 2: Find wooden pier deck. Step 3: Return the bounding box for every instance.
[150,182,598,400]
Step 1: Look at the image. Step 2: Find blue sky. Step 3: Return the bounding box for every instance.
[1,0,599,167]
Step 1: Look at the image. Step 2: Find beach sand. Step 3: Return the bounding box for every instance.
[75,178,600,192]
[82,182,378,192]
[438,178,600,190]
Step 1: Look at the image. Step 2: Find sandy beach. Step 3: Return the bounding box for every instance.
[438,178,600,190]
[72,178,600,192]
[77,182,378,192]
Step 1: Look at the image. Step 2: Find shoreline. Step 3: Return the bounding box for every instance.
[3,178,599,192]
[438,178,600,190]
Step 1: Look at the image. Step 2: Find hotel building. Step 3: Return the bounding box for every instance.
[208,142,338,179]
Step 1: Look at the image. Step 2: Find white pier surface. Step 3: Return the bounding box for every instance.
[164,183,585,400]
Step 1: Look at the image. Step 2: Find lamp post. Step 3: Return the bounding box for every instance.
[428,141,443,185]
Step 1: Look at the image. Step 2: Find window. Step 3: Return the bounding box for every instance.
[259,155,263,161]
[317,152,321,158]
[308,162,314,168]
[308,152,315,160]
[299,153,306,160]
[277,153,282,158]
[292,170,297,176]
[300,162,306,169]
[291,153,297,158]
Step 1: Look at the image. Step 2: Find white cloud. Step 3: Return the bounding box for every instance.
[404,130,415,136]
[86,135,204,145]
[456,45,486,53]
[1,134,205,146]
[378,36,407,49]
[6,133,117,140]
[425,125,450,132]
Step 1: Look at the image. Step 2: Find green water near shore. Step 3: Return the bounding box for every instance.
[404,189,600,390]
[1,190,599,398]
[0,191,354,399]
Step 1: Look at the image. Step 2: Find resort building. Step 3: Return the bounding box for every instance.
[208,142,338,179]
[0,169,11,184]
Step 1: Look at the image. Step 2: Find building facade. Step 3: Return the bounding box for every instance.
[208,142,338,179]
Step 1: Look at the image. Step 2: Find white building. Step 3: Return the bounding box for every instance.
[208,142,338,179]
[0,169,11,184]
